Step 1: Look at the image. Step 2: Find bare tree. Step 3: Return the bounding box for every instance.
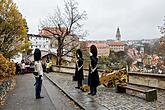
[40,0,87,65]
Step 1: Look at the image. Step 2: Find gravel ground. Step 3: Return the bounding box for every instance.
[46,72,165,110]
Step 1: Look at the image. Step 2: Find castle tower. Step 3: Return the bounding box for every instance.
[116,27,121,41]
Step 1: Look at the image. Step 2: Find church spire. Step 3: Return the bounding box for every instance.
[116,27,121,41]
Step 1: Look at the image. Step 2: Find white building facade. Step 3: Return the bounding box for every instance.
[108,42,125,52]
[28,34,51,52]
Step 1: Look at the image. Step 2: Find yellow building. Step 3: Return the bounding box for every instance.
[87,42,110,57]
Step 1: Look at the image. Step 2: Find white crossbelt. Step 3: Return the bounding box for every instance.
[90,65,97,73]
[76,60,83,71]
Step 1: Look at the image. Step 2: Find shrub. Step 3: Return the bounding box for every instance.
[0,54,16,77]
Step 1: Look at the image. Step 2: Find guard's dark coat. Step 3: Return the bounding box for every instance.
[75,58,84,80]
[88,56,99,87]
[74,49,84,81]
[88,45,99,87]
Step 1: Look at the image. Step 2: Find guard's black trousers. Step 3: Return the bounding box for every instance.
[78,79,82,88]
[90,86,97,95]
[35,78,42,98]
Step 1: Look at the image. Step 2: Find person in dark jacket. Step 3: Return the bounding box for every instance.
[88,45,99,96]
[15,62,20,75]
[75,49,84,89]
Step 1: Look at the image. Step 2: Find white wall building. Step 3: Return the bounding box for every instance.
[11,52,22,63]
[38,27,79,62]
[28,34,51,52]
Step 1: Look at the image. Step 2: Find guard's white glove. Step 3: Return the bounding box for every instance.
[77,54,79,58]
[89,52,92,56]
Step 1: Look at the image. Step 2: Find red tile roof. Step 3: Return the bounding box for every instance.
[108,41,125,46]
[87,43,109,48]
[39,27,67,37]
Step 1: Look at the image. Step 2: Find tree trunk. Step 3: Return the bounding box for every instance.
[56,48,62,65]
[56,37,62,65]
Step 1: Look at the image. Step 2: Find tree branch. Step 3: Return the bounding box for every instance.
[62,44,78,57]
[42,28,60,40]
[62,39,76,48]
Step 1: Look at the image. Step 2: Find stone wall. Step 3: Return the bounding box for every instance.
[52,65,89,76]
[129,72,165,89]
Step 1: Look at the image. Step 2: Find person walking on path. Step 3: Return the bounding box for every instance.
[49,60,52,72]
[74,49,84,89]
[21,60,25,74]
[15,62,20,75]
[88,45,99,96]
[34,48,44,99]
[46,60,49,73]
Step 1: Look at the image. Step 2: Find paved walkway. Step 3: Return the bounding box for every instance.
[1,74,55,110]
[45,72,165,110]
[1,74,81,110]
[45,73,110,110]
[2,73,165,110]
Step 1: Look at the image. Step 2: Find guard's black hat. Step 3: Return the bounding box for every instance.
[76,49,83,58]
[34,48,41,61]
[90,45,97,57]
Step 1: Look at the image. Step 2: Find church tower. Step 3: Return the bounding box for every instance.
[116,27,121,41]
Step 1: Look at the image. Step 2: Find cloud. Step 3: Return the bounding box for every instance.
[13,0,165,40]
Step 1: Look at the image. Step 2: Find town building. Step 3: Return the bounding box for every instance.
[87,42,110,57]
[38,27,79,63]
[39,27,79,50]
[28,34,52,52]
[108,41,125,52]
[108,27,125,52]
[11,34,52,63]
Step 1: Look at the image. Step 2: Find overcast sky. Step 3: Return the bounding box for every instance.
[13,0,165,40]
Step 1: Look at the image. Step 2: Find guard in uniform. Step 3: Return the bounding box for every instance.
[74,49,84,89]
[34,48,44,99]
[88,45,99,96]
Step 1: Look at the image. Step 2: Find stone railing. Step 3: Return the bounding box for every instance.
[52,65,105,77]
[52,65,89,76]
[52,65,165,89]
[129,72,165,89]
